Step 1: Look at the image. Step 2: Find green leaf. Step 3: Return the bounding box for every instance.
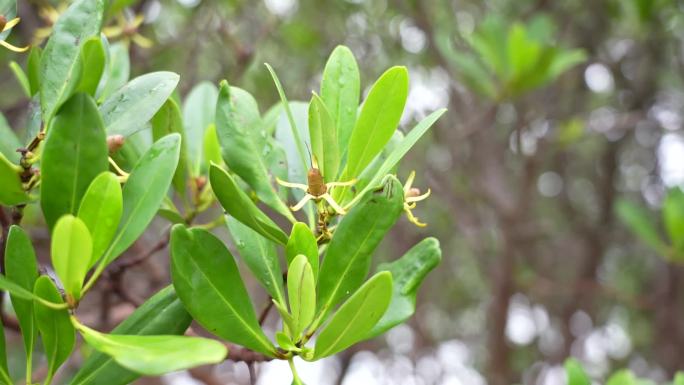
[40,0,105,122]
[451,52,497,98]
[470,15,509,79]
[674,373,684,385]
[51,215,92,300]
[69,286,192,385]
[606,370,636,385]
[227,216,286,306]
[41,93,108,230]
[286,222,319,279]
[663,188,684,257]
[314,271,393,359]
[170,225,277,356]
[0,314,9,385]
[264,64,309,173]
[215,81,294,220]
[33,276,76,384]
[320,45,360,154]
[0,112,21,163]
[27,46,42,96]
[182,81,218,175]
[203,124,223,169]
[76,36,106,95]
[275,331,296,350]
[97,42,129,100]
[97,133,181,268]
[265,138,290,202]
[0,274,43,302]
[4,226,39,370]
[288,255,316,338]
[209,164,288,245]
[0,152,28,206]
[564,358,591,385]
[151,98,187,196]
[335,66,408,200]
[0,0,15,41]
[547,49,587,82]
[317,176,404,320]
[365,237,441,338]
[9,61,31,97]
[99,71,180,137]
[73,320,227,376]
[615,199,668,255]
[348,109,446,207]
[77,172,122,268]
[308,93,339,182]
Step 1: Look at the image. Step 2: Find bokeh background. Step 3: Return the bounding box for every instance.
[2,0,684,384]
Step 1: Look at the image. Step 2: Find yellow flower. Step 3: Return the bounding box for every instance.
[402,171,431,227]
[31,2,66,46]
[0,15,29,52]
[103,14,153,48]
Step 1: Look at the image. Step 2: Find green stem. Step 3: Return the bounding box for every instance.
[25,349,32,385]
[288,358,304,385]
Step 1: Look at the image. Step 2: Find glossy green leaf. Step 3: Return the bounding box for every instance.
[0,112,21,163]
[320,45,360,154]
[286,222,319,278]
[265,137,289,202]
[215,81,294,220]
[51,215,92,300]
[348,109,446,207]
[99,71,180,137]
[564,358,591,385]
[272,298,296,335]
[27,46,42,96]
[209,164,288,245]
[615,199,668,255]
[342,66,408,180]
[4,226,38,371]
[74,320,227,376]
[69,286,192,385]
[170,225,276,356]
[275,331,296,351]
[288,255,316,338]
[34,276,76,384]
[183,81,218,175]
[663,188,684,256]
[308,93,339,182]
[0,274,43,302]
[76,36,106,95]
[40,0,105,122]
[97,42,129,100]
[77,172,122,268]
[0,152,28,206]
[314,271,393,359]
[317,176,404,320]
[203,123,223,169]
[366,237,441,338]
[97,133,181,268]
[354,130,403,195]
[9,60,30,97]
[41,93,108,229]
[151,99,187,196]
[265,64,309,172]
[227,216,286,306]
